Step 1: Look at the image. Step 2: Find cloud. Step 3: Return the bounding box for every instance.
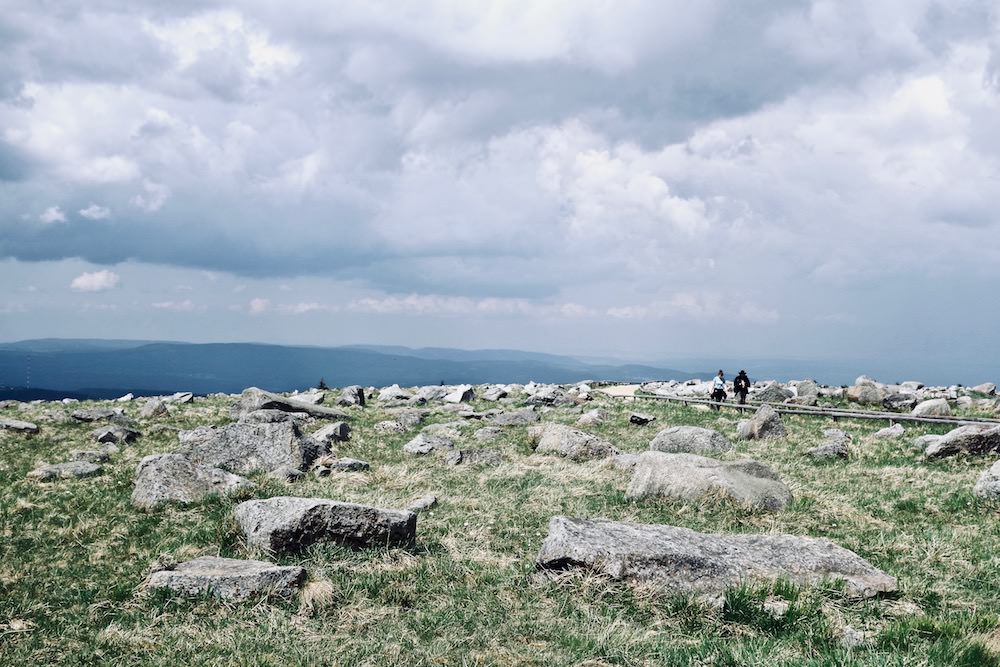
[131,179,170,212]
[38,206,66,224]
[78,203,111,219]
[151,299,197,311]
[70,269,120,292]
[248,297,270,314]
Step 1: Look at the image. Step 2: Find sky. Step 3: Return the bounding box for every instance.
[1,1,999,377]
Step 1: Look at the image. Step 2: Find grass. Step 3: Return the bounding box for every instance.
[2,390,1000,666]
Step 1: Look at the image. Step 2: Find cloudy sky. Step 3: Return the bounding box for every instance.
[1,1,998,373]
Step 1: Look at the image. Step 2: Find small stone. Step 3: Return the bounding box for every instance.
[28,461,102,481]
[374,420,405,434]
[576,409,605,426]
[629,413,657,426]
[873,423,904,439]
[443,448,504,467]
[146,556,305,600]
[92,424,140,444]
[406,495,438,513]
[267,466,305,482]
[403,433,454,455]
[473,426,503,442]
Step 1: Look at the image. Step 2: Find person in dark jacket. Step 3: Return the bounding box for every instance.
[734,370,751,405]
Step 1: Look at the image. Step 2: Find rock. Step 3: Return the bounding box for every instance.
[92,424,140,444]
[146,556,305,600]
[737,404,787,440]
[139,399,167,419]
[239,409,308,425]
[576,409,605,426]
[793,380,819,399]
[0,400,21,409]
[312,422,351,443]
[231,388,349,421]
[492,408,539,426]
[873,423,905,439]
[481,386,508,401]
[443,385,475,403]
[131,453,251,509]
[71,407,122,422]
[473,426,503,442]
[900,381,924,392]
[807,429,851,459]
[443,448,504,467]
[0,418,38,433]
[912,434,942,452]
[27,461,102,481]
[924,424,1000,458]
[912,398,951,417]
[649,426,733,455]
[116,393,134,402]
[406,495,438,513]
[314,457,370,474]
[536,516,896,598]
[296,390,326,405]
[846,383,885,406]
[164,391,194,404]
[755,382,793,403]
[69,446,117,463]
[421,421,465,438]
[374,420,405,434]
[611,453,641,470]
[626,452,792,510]
[973,461,1000,499]
[386,408,424,428]
[410,386,448,404]
[378,384,412,402]
[178,420,324,474]
[403,433,454,455]
[629,413,657,426]
[524,385,570,406]
[234,496,416,552]
[335,385,366,407]
[882,393,918,411]
[267,465,305,482]
[837,625,867,649]
[528,423,619,462]
[973,383,997,395]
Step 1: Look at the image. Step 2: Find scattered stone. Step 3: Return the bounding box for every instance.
[611,453,641,470]
[912,434,942,452]
[912,398,951,417]
[481,386,508,401]
[92,424,140,444]
[882,393,918,411]
[924,424,1000,458]
[296,390,326,405]
[836,625,867,649]
[335,385,366,407]
[131,453,251,509]
[403,433,455,455]
[444,448,504,467]
[973,383,997,395]
[736,404,787,440]
[164,392,194,404]
[178,420,324,474]
[443,385,475,403]
[116,393,134,402]
[0,400,20,410]
[314,457,370,475]
[492,408,539,426]
[846,382,885,406]
[528,423,619,462]
[793,380,819,400]
[576,409,605,426]
[0,418,39,433]
[629,413,657,426]
[406,495,438,512]
[27,461,102,481]
[421,421,465,438]
[71,407,122,422]
[536,516,897,598]
[378,384,412,402]
[69,446,117,463]
[973,461,1000,499]
[649,426,733,455]
[473,426,503,442]
[626,452,792,510]
[755,382,793,403]
[234,496,416,552]
[873,423,905,439]
[232,387,349,421]
[374,420,405,434]
[807,429,851,460]
[312,421,351,443]
[386,408,424,428]
[139,399,168,419]
[267,465,305,482]
[146,556,305,601]
[956,396,973,411]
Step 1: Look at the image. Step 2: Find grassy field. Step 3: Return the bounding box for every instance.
[2,390,1000,666]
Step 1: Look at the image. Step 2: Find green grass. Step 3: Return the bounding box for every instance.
[2,391,1000,666]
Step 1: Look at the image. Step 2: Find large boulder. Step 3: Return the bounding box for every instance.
[536,516,897,598]
[178,419,324,474]
[973,461,1000,499]
[234,496,416,552]
[139,399,167,419]
[443,385,475,403]
[576,409,605,427]
[794,380,819,399]
[846,383,885,406]
[649,426,732,455]
[528,423,619,461]
[146,556,305,600]
[312,421,351,444]
[378,384,412,402]
[923,424,1000,458]
[1,418,38,433]
[131,453,250,509]
[755,382,793,403]
[737,404,787,440]
[492,408,539,426]
[873,423,905,439]
[231,388,349,420]
[626,452,791,510]
[912,398,951,417]
[882,393,918,412]
[335,385,366,407]
[973,383,997,395]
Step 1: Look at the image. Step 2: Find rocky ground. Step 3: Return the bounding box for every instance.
[2,378,1000,666]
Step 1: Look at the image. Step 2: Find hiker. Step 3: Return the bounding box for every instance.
[711,370,727,410]
[734,370,751,405]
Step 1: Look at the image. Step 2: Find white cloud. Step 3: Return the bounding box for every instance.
[151,299,197,311]
[347,294,596,318]
[70,270,120,292]
[78,204,111,220]
[38,206,67,224]
[248,297,271,314]
[131,179,170,212]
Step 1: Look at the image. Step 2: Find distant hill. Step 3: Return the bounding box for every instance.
[0,339,705,400]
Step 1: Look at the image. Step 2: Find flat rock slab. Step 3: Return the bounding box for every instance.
[444,448,504,467]
[131,453,251,509]
[312,422,351,443]
[406,495,438,513]
[147,556,305,600]
[492,408,539,426]
[627,452,792,510]
[93,425,140,444]
[536,516,896,599]
[231,387,349,420]
[1,418,39,433]
[650,426,732,455]
[178,420,323,474]
[235,496,416,552]
[924,424,1000,458]
[27,461,102,481]
[528,423,619,462]
[314,458,370,475]
[403,433,454,455]
[71,408,123,422]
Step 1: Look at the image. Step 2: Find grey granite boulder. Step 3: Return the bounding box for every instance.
[178,420,324,474]
[139,399,168,419]
[973,461,1000,499]
[924,424,1000,458]
[27,461,102,481]
[912,398,951,417]
[626,452,791,510]
[93,424,140,444]
[374,420,405,434]
[737,404,787,440]
[132,453,251,509]
[473,426,503,442]
[231,387,349,420]
[443,385,475,403]
[403,432,455,455]
[335,385,366,407]
[71,407,122,422]
[649,426,733,455]
[70,445,118,463]
[378,384,412,402]
[444,448,504,467]
[882,393,918,412]
[755,382,793,403]
[492,408,539,426]
[807,429,851,460]
[873,423,905,439]
[147,556,305,600]
[234,496,416,552]
[1,418,38,433]
[576,409,605,426]
[406,495,438,513]
[313,457,370,474]
[536,516,896,598]
[312,421,351,443]
[528,423,619,461]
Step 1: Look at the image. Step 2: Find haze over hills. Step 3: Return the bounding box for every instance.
[0,339,707,400]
